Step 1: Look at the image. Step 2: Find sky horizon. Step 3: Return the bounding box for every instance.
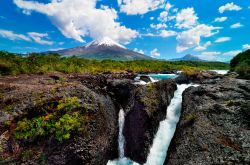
[0,0,250,61]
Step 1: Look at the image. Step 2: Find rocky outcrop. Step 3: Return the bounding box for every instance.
[175,70,223,84]
[123,80,177,164]
[0,74,120,165]
[106,79,134,109]
[166,78,250,164]
[0,73,178,165]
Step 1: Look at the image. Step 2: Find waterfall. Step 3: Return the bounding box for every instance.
[145,84,198,165]
[107,83,198,165]
[107,108,139,165]
[118,109,125,158]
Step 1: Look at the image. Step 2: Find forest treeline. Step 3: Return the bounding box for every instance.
[0,51,230,75]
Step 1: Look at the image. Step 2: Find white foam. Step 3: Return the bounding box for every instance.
[209,70,229,75]
[145,84,199,165]
[118,109,125,158]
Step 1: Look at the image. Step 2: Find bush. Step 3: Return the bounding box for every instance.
[55,113,81,141]
[14,97,85,142]
[57,97,81,111]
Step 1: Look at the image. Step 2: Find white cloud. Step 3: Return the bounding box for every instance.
[175,7,198,29]
[230,22,243,29]
[168,15,176,21]
[28,32,54,45]
[176,24,221,52]
[143,33,155,37]
[158,11,168,22]
[134,48,145,54]
[143,30,177,38]
[222,50,241,56]
[0,29,31,41]
[150,48,160,57]
[201,51,221,56]
[173,8,178,13]
[49,48,64,51]
[198,51,221,61]
[219,2,242,13]
[165,2,172,11]
[159,30,177,38]
[243,44,250,50]
[118,0,165,15]
[215,37,231,43]
[150,23,167,30]
[14,0,138,44]
[157,2,172,22]
[150,17,154,20]
[214,17,227,22]
[194,41,211,51]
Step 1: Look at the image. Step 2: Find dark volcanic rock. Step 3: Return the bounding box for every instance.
[175,70,223,84]
[107,79,134,108]
[124,80,177,164]
[0,74,119,165]
[165,78,250,165]
[139,76,152,83]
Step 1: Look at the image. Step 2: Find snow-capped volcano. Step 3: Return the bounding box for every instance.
[46,37,153,61]
[86,37,126,49]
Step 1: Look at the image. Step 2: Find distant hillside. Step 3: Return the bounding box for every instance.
[46,37,153,61]
[169,54,206,62]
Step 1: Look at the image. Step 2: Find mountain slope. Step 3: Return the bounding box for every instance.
[48,37,153,61]
[169,54,206,62]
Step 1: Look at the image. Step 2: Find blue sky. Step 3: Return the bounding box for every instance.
[0,0,250,61]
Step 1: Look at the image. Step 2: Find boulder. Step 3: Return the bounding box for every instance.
[139,75,152,83]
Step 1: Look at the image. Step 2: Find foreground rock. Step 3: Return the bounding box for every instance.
[0,73,177,164]
[166,78,250,164]
[0,74,119,165]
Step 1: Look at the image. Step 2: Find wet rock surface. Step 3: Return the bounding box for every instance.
[166,78,250,165]
[124,80,177,164]
[138,75,152,83]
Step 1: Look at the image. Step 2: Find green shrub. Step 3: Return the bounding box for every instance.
[55,113,81,141]
[14,97,85,142]
[57,97,81,111]
[15,117,46,141]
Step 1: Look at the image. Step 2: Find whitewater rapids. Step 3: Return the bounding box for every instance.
[145,84,199,165]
